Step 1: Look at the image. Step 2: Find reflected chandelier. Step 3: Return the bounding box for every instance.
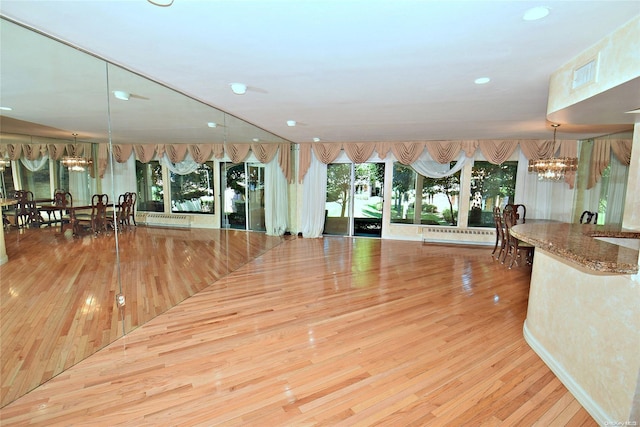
[62,134,93,172]
[528,124,578,181]
[0,156,9,172]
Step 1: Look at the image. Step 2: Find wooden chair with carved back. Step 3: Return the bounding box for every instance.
[579,210,598,224]
[502,207,534,268]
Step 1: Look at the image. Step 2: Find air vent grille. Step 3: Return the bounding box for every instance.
[572,58,598,89]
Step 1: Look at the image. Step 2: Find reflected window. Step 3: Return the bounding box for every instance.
[136,160,164,212]
[170,162,214,214]
[391,162,460,226]
[1,164,15,197]
[468,161,517,227]
[17,159,51,199]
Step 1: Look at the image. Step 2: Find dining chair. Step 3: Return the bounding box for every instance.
[505,203,526,223]
[579,210,598,224]
[75,194,109,235]
[502,208,534,269]
[125,192,137,226]
[112,193,133,229]
[48,189,72,225]
[8,190,38,228]
[491,206,506,260]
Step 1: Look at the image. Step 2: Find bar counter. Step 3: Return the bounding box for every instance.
[511,222,639,274]
[512,221,640,424]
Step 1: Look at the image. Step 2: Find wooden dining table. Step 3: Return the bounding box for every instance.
[37,201,116,236]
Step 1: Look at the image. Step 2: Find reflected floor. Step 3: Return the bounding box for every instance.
[0,225,284,407]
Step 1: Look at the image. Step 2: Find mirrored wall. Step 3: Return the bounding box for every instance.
[0,17,289,407]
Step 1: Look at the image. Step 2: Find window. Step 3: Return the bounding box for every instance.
[468,161,517,227]
[1,164,15,197]
[18,160,51,199]
[170,162,214,214]
[391,162,460,226]
[135,160,164,212]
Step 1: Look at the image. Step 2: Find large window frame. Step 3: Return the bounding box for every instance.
[390,162,461,226]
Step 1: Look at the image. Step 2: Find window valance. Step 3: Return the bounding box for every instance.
[297,139,582,183]
[0,139,292,183]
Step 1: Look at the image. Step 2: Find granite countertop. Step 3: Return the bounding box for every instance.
[511,222,639,275]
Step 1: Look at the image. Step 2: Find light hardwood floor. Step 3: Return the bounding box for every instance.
[0,229,596,425]
[0,225,284,408]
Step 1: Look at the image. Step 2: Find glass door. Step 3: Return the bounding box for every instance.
[324,162,385,237]
[221,162,246,229]
[353,163,385,237]
[221,162,266,231]
[247,163,266,232]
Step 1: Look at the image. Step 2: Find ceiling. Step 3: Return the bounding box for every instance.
[1,0,639,145]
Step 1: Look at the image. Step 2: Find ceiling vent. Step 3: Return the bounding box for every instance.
[572,56,599,89]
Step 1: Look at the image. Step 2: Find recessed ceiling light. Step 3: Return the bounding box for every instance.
[286,120,297,127]
[207,122,218,128]
[0,106,13,111]
[147,0,174,6]
[230,83,247,95]
[252,138,260,142]
[113,90,130,101]
[523,6,550,21]
[313,137,321,142]
[474,77,491,85]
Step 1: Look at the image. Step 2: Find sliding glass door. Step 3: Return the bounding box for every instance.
[221,162,265,231]
[325,162,385,237]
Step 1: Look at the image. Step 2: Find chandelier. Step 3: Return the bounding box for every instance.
[62,156,92,172]
[62,134,93,172]
[0,156,9,172]
[528,124,578,181]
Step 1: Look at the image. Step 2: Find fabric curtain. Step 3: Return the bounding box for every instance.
[478,140,518,164]
[312,143,343,164]
[343,142,376,164]
[163,153,200,175]
[610,139,632,165]
[604,154,628,224]
[301,150,328,238]
[298,144,312,183]
[112,144,134,163]
[226,144,251,163]
[19,154,48,172]
[588,138,611,189]
[101,155,137,200]
[264,149,289,236]
[518,139,556,160]
[46,144,67,161]
[134,144,157,163]
[516,150,574,222]
[411,151,472,178]
[20,144,46,161]
[390,142,425,165]
[425,140,461,163]
[189,144,214,164]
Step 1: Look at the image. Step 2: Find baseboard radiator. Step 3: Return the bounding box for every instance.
[421,227,494,245]
[138,213,192,228]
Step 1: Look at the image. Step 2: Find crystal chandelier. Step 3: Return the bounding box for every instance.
[62,134,93,172]
[527,124,578,181]
[0,156,9,172]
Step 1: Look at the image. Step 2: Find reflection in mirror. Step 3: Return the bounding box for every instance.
[1,17,291,408]
[0,18,113,407]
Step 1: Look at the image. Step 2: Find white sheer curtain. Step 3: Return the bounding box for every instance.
[603,154,628,224]
[516,150,574,222]
[411,151,473,178]
[162,153,199,175]
[264,150,288,236]
[101,155,137,202]
[301,150,327,238]
[19,155,48,171]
